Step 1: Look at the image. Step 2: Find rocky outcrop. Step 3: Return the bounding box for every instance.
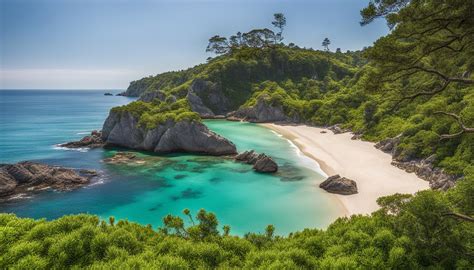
[375,134,402,155]
[235,150,278,173]
[328,124,350,134]
[375,135,459,190]
[103,152,148,165]
[319,175,358,195]
[187,91,215,117]
[101,111,237,155]
[188,79,232,115]
[227,98,298,123]
[391,155,459,190]
[0,162,96,200]
[60,130,104,149]
[104,93,113,96]
[139,91,166,102]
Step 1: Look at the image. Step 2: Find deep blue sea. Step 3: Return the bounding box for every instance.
[0,90,343,235]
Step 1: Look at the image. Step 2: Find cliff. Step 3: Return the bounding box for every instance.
[101,110,237,155]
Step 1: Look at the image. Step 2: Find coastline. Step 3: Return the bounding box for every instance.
[262,123,430,216]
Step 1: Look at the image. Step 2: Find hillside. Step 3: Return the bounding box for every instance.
[114,40,472,178]
[3,1,472,269]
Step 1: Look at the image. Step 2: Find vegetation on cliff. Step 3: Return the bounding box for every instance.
[1,172,472,269]
[117,1,473,176]
[111,98,201,129]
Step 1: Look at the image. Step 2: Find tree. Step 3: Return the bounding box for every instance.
[272,13,286,43]
[322,38,331,62]
[322,38,330,51]
[206,35,230,55]
[361,0,474,139]
[229,32,243,48]
[242,28,275,48]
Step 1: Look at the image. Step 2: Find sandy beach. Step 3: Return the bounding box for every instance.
[263,123,430,216]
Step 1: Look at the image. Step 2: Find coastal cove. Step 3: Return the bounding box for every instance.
[0,90,344,235]
[263,124,430,215]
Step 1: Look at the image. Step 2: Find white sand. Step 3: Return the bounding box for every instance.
[263,124,430,216]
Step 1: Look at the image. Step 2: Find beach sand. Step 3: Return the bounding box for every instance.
[263,123,430,216]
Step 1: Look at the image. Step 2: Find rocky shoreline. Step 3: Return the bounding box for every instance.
[0,161,97,201]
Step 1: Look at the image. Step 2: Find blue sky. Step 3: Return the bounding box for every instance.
[0,0,388,89]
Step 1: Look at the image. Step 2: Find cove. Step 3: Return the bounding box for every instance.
[0,90,344,235]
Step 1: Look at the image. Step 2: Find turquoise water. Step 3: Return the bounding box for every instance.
[0,90,343,235]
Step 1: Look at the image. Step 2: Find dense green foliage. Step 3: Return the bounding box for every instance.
[1,173,473,269]
[8,2,471,268]
[120,0,473,175]
[111,98,201,129]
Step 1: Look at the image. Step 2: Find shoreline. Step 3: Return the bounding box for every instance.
[262,123,430,216]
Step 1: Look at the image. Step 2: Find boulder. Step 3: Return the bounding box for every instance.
[234,150,278,173]
[0,161,96,200]
[60,130,104,148]
[391,154,459,190]
[374,134,402,155]
[319,175,358,195]
[101,111,237,156]
[328,124,349,134]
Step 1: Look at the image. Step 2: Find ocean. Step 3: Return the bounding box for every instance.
[0,90,343,235]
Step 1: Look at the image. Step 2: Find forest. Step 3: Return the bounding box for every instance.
[1,0,473,268]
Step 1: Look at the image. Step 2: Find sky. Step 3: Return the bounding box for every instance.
[0,0,388,90]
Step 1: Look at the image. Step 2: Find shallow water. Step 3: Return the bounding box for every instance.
[0,90,343,235]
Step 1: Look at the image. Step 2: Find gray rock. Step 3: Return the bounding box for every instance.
[0,162,95,199]
[189,79,232,115]
[328,124,349,134]
[319,175,358,195]
[235,150,278,173]
[228,97,298,123]
[101,110,237,156]
[139,91,166,102]
[374,134,402,154]
[391,154,459,191]
[187,90,215,117]
[60,130,104,148]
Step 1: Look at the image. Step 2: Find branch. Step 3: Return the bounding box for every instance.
[390,80,450,111]
[435,111,474,139]
[442,212,474,222]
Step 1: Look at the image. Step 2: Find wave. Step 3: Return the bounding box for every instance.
[8,193,33,201]
[270,130,328,177]
[53,145,89,152]
[76,131,91,135]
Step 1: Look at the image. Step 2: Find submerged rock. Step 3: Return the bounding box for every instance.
[319,174,358,195]
[235,150,278,173]
[60,130,104,149]
[0,161,96,200]
[103,152,142,165]
[101,111,237,156]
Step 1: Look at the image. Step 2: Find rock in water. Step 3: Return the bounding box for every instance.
[235,150,278,173]
[0,162,96,200]
[319,175,358,195]
[60,130,104,148]
[101,111,237,155]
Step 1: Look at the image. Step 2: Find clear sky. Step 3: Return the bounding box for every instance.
[0,0,388,89]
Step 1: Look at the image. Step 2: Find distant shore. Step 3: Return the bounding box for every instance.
[262,123,430,216]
